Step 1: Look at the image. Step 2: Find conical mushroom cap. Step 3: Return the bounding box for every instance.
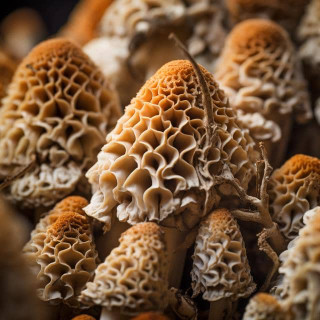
[80,222,169,315]
[0,38,121,208]
[269,154,320,241]
[30,211,98,307]
[191,208,256,301]
[243,293,286,320]
[85,59,258,231]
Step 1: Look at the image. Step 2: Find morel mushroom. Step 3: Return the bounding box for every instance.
[0,196,45,320]
[27,211,98,307]
[276,212,320,319]
[269,154,320,242]
[60,0,114,46]
[243,293,287,320]
[131,312,169,320]
[80,223,169,319]
[0,38,121,209]
[72,315,96,320]
[226,0,309,34]
[215,19,312,168]
[191,208,256,320]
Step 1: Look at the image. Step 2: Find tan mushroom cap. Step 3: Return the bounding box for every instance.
[191,208,256,301]
[34,211,98,307]
[243,293,286,320]
[131,312,170,320]
[85,59,258,231]
[52,195,89,216]
[60,0,114,45]
[226,0,309,32]
[80,222,169,315]
[269,154,320,241]
[72,315,96,320]
[0,38,121,208]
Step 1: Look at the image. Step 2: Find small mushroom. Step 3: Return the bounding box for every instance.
[0,196,45,319]
[275,212,320,319]
[26,210,98,307]
[59,0,114,46]
[80,223,169,319]
[0,38,121,209]
[269,154,320,242]
[243,293,287,320]
[215,19,312,168]
[191,208,256,320]
[226,0,309,34]
[131,312,169,320]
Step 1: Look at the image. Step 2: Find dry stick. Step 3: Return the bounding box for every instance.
[0,155,36,191]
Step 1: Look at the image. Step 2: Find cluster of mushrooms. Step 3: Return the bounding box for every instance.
[1,0,320,319]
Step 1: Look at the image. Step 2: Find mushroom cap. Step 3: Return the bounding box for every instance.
[0,38,121,208]
[80,222,169,315]
[60,0,114,45]
[277,213,320,319]
[85,59,258,231]
[52,195,89,216]
[131,312,169,320]
[191,208,256,302]
[31,211,98,307]
[72,315,96,320]
[243,293,286,320]
[269,154,320,241]
[226,0,309,32]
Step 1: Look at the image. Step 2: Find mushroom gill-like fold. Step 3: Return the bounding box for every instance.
[59,0,114,45]
[80,222,169,315]
[31,211,98,307]
[243,293,286,320]
[297,0,320,98]
[226,0,309,33]
[269,154,320,241]
[191,208,256,301]
[275,212,320,319]
[85,59,258,231]
[0,196,44,319]
[215,19,312,168]
[0,38,121,208]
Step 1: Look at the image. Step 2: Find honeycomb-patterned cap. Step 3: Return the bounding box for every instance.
[243,293,286,320]
[80,222,169,315]
[85,59,258,231]
[215,19,311,167]
[131,312,170,320]
[0,38,121,208]
[226,0,309,33]
[191,208,256,302]
[276,212,320,319]
[30,211,98,307]
[269,154,320,241]
[60,0,114,45]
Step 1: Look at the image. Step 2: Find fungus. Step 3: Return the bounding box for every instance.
[72,315,96,320]
[215,19,312,168]
[131,312,169,320]
[59,0,114,46]
[226,0,309,33]
[0,196,45,319]
[0,38,121,208]
[191,208,256,320]
[26,210,98,307]
[243,293,287,320]
[80,223,169,319]
[269,154,320,241]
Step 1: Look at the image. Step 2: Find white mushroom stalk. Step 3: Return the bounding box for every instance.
[191,208,256,320]
[80,223,169,319]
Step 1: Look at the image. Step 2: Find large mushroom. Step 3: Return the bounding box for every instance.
[0,38,121,209]
[80,223,169,319]
[215,19,312,168]
[191,208,256,320]
[269,154,320,242]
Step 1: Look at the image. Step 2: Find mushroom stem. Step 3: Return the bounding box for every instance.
[209,298,232,320]
[97,219,130,260]
[100,308,128,320]
[162,226,189,288]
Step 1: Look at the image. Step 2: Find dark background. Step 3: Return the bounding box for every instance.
[0,0,79,35]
